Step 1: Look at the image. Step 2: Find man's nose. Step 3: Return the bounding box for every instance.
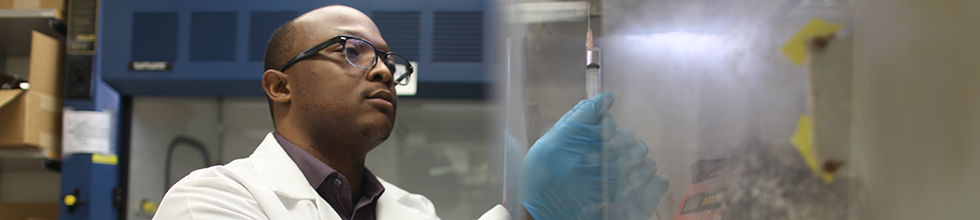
[365,56,393,86]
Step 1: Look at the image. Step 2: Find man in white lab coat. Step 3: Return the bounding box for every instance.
[155,5,668,220]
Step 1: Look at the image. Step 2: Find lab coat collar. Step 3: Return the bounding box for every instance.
[376,180,433,220]
[249,132,433,219]
[249,133,320,200]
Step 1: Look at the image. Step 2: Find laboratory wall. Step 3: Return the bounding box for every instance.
[127,97,499,220]
[0,158,60,203]
[852,0,980,219]
[127,97,221,220]
[1,56,30,80]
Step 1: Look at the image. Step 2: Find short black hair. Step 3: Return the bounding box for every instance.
[264,20,299,127]
[264,20,298,71]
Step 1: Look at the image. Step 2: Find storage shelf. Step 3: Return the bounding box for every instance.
[0,148,56,173]
[0,9,64,57]
[0,147,46,160]
[0,8,62,19]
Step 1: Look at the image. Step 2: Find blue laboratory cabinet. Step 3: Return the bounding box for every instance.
[99,0,491,98]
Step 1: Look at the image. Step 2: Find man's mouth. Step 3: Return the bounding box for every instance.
[366,89,395,110]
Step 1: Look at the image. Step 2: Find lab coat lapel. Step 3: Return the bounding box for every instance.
[250,133,428,220]
[249,133,319,200]
[250,133,345,220]
[376,194,423,220]
[375,180,433,220]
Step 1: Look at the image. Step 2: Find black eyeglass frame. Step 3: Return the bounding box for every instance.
[277,35,414,85]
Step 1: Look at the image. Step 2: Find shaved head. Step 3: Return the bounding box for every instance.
[291,5,387,51]
[263,5,389,125]
[262,4,396,148]
[263,5,384,71]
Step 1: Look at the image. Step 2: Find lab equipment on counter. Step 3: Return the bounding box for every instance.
[675,159,728,220]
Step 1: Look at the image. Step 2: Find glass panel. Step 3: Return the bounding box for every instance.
[497,0,860,219]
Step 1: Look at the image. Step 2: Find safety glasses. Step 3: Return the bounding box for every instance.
[278,35,413,86]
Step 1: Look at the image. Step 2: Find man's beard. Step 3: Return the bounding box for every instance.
[361,124,391,142]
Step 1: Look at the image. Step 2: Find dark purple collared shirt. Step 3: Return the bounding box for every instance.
[274,132,385,220]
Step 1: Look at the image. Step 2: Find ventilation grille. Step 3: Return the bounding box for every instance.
[190,12,237,62]
[433,12,483,62]
[249,12,296,62]
[132,12,179,61]
[373,12,421,61]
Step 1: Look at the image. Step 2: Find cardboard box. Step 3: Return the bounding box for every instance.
[0,31,64,159]
[0,203,58,220]
[0,90,62,156]
[0,0,63,10]
[20,31,63,96]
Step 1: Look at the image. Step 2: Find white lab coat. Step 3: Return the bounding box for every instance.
[154,133,510,220]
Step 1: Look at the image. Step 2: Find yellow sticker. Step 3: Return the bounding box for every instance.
[92,153,118,165]
[790,115,835,183]
[781,18,844,66]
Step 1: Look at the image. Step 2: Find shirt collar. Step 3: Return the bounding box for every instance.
[275,132,335,188]
[273,132,386,200]
[359,168,385,201]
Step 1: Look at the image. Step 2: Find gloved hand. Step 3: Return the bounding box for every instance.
[613,140,670,220]
[521,92,669,220]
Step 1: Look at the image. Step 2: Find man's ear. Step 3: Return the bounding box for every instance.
[263,69,291,104]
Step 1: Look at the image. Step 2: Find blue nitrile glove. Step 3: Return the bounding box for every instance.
[521,92,669,220]
[521,92,617,220]
[613,140,669,220]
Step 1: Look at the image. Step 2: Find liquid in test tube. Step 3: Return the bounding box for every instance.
[585,28,601,98]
